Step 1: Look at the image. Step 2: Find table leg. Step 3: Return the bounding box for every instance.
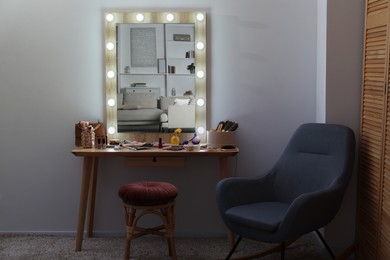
[218,156,235,249]
[87,157,99,237]
[75,157,94,251]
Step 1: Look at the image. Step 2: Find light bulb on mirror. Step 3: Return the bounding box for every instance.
[196,70,205,78]
[107,71,115,78]
[196,98,205,107]
[197,126,205,135]
[108,126,116,135]
[107,98,115,107]
[106,42,114,50]
[166,13,174,22]
[106,13,114,22]
[196,42,204,50]
[136,13,144,22]
[196,13,204,22]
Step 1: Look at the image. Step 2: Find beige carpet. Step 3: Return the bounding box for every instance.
[0,232,329,259]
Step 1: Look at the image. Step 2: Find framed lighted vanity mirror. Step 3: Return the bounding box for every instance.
[104,11,207,142]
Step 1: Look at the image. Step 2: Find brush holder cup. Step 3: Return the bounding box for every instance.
[207,131,237,149]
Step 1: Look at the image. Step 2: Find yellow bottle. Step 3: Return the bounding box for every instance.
[170,128,182,145]
[170,134,180,145]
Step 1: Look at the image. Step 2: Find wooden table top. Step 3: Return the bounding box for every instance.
[72,147,239,157]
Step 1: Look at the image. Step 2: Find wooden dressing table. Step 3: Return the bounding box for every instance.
[72,146,239,251]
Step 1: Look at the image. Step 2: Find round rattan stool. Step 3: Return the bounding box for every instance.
[118,181,178,259]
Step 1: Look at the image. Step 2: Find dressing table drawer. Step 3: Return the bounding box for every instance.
[124,157,186,167]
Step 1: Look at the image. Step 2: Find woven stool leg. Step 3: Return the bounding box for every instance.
[165,203,177,259]
[122,202,177,259]
[123,206,136,260]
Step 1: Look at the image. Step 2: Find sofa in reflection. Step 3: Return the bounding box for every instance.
[117,92,195,132]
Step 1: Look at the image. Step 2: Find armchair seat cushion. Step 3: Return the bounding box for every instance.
[225,202,290,232]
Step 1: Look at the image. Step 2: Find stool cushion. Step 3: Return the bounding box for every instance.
[118,181,178,205]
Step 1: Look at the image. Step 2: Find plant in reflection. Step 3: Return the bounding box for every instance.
[187,63,195,74]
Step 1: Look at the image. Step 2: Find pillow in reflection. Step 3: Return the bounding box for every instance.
[160,96,175,111]
[174,98,190,106]
[160,96,189,110]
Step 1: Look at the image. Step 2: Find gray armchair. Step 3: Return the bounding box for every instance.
[216,123,355,259]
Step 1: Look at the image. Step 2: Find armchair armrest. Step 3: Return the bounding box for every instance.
[216,173,274,213]
[160,112,168,123]
[278,184,345,238]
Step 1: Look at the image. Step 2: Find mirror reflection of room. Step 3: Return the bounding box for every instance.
[117,22,196,133]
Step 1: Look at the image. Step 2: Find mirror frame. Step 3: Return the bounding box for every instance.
[104,11,207,142]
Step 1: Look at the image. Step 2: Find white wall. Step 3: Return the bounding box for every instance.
[324,0,364,251]
[317,0,327,123]
[0,0,362,250]
[210,0,318,173]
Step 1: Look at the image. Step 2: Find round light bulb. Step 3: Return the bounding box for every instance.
[197,126,205,135]
[106,13,114,22]
[108,126,116,134]
[107,98,115,107]
[106,42,114,50]
[196,70,205,78]
[196,13,204,21]
[196,98,205,107]
[196,42,204,50]
[136,13,144,22]
[166,13,174,22]
[107,71,115,78]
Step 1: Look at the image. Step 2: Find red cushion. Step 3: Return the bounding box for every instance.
[118,181,178,205]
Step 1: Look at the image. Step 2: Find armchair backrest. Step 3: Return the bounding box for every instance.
[272,123,355,203]
[167,104,195,129]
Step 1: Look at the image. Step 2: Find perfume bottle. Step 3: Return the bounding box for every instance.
[191,133,201,145]
[170,128,181,145]
[170,134,180,145]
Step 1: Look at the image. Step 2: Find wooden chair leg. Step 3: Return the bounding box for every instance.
[168,236,177,259]
[122,202,177,259]
[124,239,131,260]
[124,206,136,260]
[165,204,177,259]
